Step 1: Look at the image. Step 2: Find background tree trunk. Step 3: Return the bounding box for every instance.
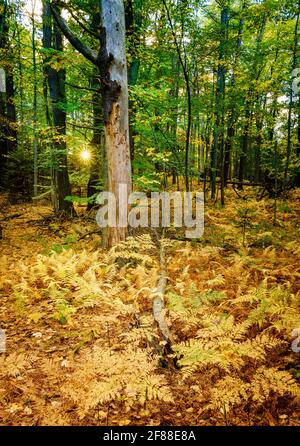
[0,0,17,188]
[42,0,73,216]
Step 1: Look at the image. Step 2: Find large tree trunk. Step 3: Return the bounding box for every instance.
[50,0,131,240]
[99,0,132,247]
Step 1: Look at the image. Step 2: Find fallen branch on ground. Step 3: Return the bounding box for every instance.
[78,229,102,240]
[151,232,174,365]
[0,213,22,222]
[32,190,52,200]
[152,239,169,341]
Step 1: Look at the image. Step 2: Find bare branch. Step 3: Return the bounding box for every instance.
[65,82,100,92]
[59,1,100,39]
[50,3,98,65]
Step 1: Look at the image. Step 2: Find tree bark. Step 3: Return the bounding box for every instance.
[99,0,132,247]
[51,0,132,243]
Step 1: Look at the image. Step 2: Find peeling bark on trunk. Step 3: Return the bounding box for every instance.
[99,0,132,247]
[51,0,132,241]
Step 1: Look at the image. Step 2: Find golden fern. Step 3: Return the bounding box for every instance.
[250,367,300,403]
[61,346,173,418]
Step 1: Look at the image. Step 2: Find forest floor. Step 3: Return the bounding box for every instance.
[0,188,299,426]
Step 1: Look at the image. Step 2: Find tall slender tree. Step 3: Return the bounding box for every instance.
[0,0,17,188]
[42,0,73,215]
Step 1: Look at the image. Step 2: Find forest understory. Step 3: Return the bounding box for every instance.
[0,188,299,426]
